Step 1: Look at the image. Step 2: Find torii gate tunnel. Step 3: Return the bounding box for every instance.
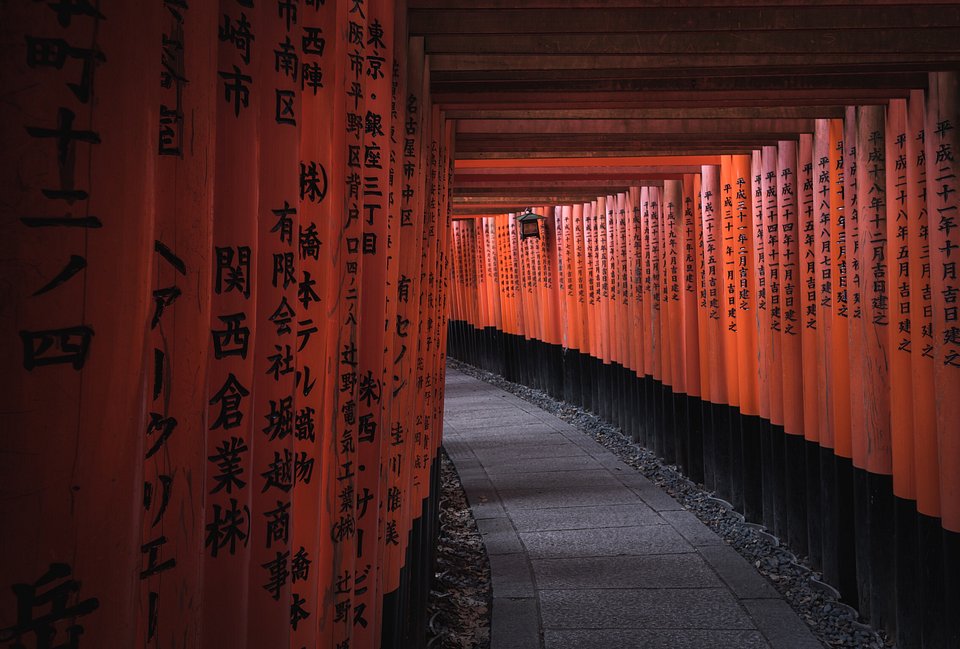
[1,2,959,649]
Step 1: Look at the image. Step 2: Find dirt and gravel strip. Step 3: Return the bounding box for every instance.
[426,449,492,649]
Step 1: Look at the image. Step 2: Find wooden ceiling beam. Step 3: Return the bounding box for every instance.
[435,88,910,108]
[458,148,782,155]
[410,6,960,35]
[456,169,702,181]
[410,1,960,10]
[445,107,846,120]
[457,135,801,148]
[455,155,722,168]
[430,53,960,72]
[453,196,626,204]
[424,29,960,55]
[432,73,926,94]
[457,149,756,159]
[441,98,891,111]
[452,196,632,206]
[455,118,816,134]
[433,63,960,84]
[455,179,672,193]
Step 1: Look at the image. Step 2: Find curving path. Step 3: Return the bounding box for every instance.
[442,366,823,649]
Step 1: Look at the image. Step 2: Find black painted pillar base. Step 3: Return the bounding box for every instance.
[579,353,590,412]
[591,357,602,416]
[644,376,656,449]
[713,403,732,503]
[894,496,920,649]
[820,447,840,588]
[741,414,764,524]
[651,380,663,457]
[941,526,960,649]
[701,400,716,492]
[686,394,704,485]
[805,440,822,568]
[619,365,633,436]
[473,326,483,370]
[612,363,624,429]
[484,327,492,371]
[917,513,946,648]
[601,362,614,422]
[562,347,578,406]
[526,338,537,390]
[661,385,676,465]
[728,406,744,514]
[867,472,895,635]
[621,366,633,434]
[521,337,530,386]
[674,392,689,475]
[636,375,649,446]
[502,333,514,382]
[590,357,600,415]
[627,371,641,442]
[632,374,646,443]
[475,326,485,370]
[760,418,775,532]
[770,424,787,541]
[525,337,532,384]
[784,433,808,557]
[834,456,859,607]
[852,467,873,620]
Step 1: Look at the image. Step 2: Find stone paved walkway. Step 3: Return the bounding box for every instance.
[442,366,823,649]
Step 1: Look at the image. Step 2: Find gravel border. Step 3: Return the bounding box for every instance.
[447,358,890,649]
[426,449,492,649]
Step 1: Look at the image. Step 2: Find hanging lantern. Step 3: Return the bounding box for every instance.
[517,208,543,239]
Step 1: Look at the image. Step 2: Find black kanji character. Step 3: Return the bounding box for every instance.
[0,563,99,648]
[218,65,253,117]
[20,325,93,371]
[262,551,289,601]
[208,436,248,494]
[205,498,250,557]
[209,373,250,430]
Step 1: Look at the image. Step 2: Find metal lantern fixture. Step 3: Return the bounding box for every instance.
[517,208,543,239]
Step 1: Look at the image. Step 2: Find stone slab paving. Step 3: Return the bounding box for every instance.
[442,367,822,649]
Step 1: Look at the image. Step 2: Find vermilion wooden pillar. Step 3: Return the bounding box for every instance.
[246,5,304,647]
[138,4,218,647]
[731,154,761,523]
[700,165,726,495]
[778,139,808,556]
[202,2,264,647]
[681,175,704,482]
[718,159,740,509]
[926,71,960,649]
[665,180,686,467]
[692,174,712,484]
[763,144,789,538]
[905,86,947,649]
[797,133,821,566]
[0,3,163,647]
[573,203,589,406]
